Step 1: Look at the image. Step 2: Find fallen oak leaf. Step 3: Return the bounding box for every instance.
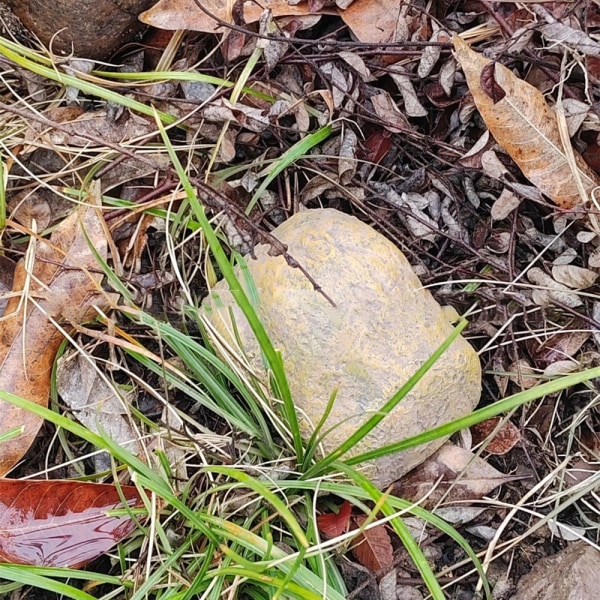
[453,35,600,209]
[0,479,145,567]
[0,183,107,476]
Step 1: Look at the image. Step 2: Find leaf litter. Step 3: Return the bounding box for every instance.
[1,0,600,596]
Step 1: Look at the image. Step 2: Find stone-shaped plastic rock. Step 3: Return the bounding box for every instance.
[201,209,481,487]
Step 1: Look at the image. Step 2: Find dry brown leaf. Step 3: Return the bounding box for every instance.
[539,22,600,58]
[8,192,51,231]
[0,183,107,476]
[0,256,16,316]
[393,444,515,508]
[527,267,583,308]
[508,358,539,389]
[533,325,590,369]
[350,514,394,575]
[491,188,521,221]
[453,35,600,209]
[370,92,411,133]
[471,417,521,455]
[140,0,326,33]
[340,0,408,44]
[25,107,156,147]
[390,71,428,118]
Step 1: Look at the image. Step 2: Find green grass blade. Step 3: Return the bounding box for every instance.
[247,125,333,214]
[0,566,97,600]
[154,115,304,461]
[345,363,600,467]
[0,41,176,125]
[204,465,309,549]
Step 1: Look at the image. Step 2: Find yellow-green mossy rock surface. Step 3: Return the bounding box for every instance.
[201,209,481,488]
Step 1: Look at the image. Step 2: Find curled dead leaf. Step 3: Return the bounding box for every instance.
[551,265,598,290]
[0,183,107,476]
[527,267,583,308]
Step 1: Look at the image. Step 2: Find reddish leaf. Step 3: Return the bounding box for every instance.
[480,62,506,103]
[582,142,600,176]
[471,417,521,455]
[362,131,392,164]
[350,515,394,574]
[317,500,351,538]
[0,480,144,568]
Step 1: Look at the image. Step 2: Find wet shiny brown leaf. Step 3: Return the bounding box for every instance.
[0,479,144,567]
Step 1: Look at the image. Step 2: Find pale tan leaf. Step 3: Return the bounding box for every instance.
[527,267,583,308]
[56,352,143,459]
[371,91,411,133]
[417,29,448,78]
[561,99,593,137]
[439,56,456,97]
[390,71,428,117]
[543,360,579,377]
[8,192,51,231]
[539,22,600,58]
[480,149,509,179]
[338,51,375,82]
[140,0,326,33]
[338,127,358,184]
[453,35,600,209]
[393,444,515,508]
[25,107,156,147]
[508,358,539,389]
[551,265,598,290]
[491,188,521,221]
